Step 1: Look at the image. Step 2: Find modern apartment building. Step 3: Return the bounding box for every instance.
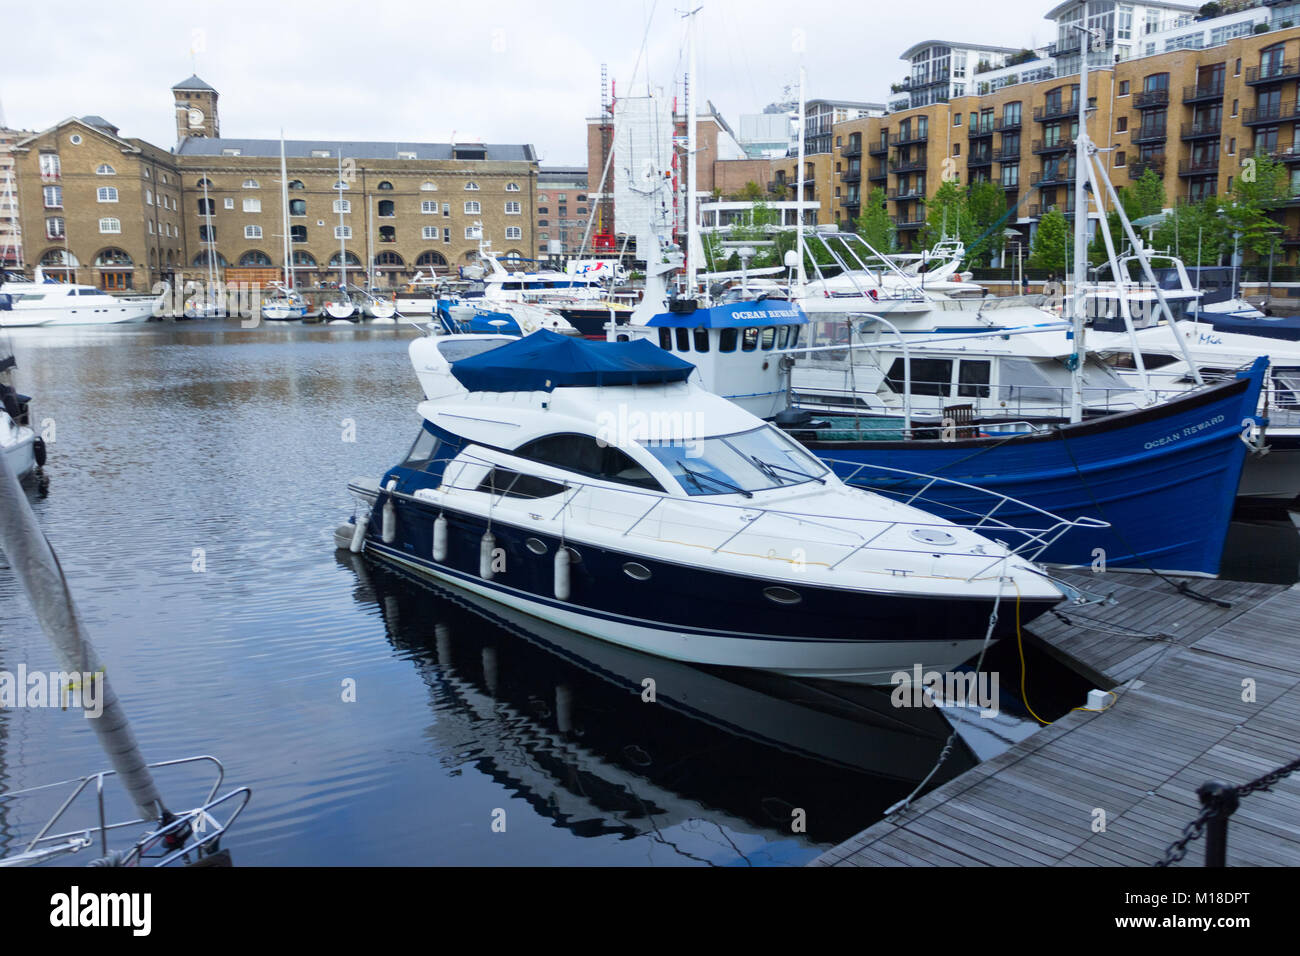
[826,3,1300,258]
[536,167,589,261]
[0,127,25,270]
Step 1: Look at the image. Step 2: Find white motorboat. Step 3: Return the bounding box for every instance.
[341,329,1077,686]
[0,277,155,328]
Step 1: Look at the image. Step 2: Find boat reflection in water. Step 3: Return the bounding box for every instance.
[336,549,989,861]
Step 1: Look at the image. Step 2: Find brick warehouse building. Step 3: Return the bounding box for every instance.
[10,75,538,291]
[821,3,1300,259]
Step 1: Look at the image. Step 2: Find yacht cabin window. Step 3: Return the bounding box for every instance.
[476,467,568,500]
[692,328,709,352]
[718,328,738,352]
[513,433,663,491]
[640,426,829,497]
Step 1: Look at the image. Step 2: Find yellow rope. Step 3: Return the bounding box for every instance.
[1014,578,1116,726]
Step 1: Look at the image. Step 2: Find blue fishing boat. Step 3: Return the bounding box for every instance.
[787,358,1268,576]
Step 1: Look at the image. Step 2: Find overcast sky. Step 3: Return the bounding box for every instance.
[2,0,1062,166]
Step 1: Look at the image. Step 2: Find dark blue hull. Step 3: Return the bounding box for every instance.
[352,485,1060,652]
[795,359,1269,576]
[1204,313,1300,342]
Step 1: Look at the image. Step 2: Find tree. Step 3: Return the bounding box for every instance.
[1224,153,1291,260]
[1028,208,1070,274]
[919,179,973,251]
[1151,197,1229,266]
[1129,168,1166,219]
[854,187,895,254]
[736,180,765,202]
[965,180,1010,267]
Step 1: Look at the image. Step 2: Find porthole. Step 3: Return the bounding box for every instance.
[69,134,82,145]
[526,537,547,555]
[622,562,652,581]
[763,586,801,605]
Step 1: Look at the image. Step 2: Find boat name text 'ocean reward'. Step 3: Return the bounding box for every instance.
[1142,415,1226,451]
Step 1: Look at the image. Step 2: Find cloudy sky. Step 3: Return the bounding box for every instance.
[3,0,1062,165]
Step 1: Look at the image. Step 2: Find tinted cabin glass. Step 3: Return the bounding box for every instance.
[719,328,738,352]
[404,428,440,469]
[476,467,566,499]
[659,328,672,350]
[693,327,709,351]
[885,357,953,396]
[958,361,991,398]
[675,327,690,351]
[741,327,759,352]
[760,327,776,350]
[514,434,663,490]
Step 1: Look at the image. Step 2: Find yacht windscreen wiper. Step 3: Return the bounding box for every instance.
[677,460,752,498]
[751,455,826,485]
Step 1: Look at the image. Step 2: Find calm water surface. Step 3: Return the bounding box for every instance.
[0,320,1015,866]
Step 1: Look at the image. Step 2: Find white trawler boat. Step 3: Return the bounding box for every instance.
[340,329,1084,686]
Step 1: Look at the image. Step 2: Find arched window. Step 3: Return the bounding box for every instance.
[376,251,405,268]
[379,225,396,243]
[503,250,524,266]
[420,181,438,191]
[40,249,79,267]
[196,177,214,189]
[192,250,228,268]
[98,217,121,233]
[243,179,260,189]
[290,225,307,242]
[97,186,118,202]
[94,248,133,266]
[378,199,395,217]
[377,181,394,190]
[464,181,480,190]
[288,180,305,190]
[238,250,273,266]
[328,251,362,266]
[96,164,116,175]
[333,180,350,190]
[289,198,306,216]
[292,250,316,267]
[415,250,447,268]
[505,182,521,192]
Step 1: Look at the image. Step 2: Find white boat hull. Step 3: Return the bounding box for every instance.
[1,301,154,327]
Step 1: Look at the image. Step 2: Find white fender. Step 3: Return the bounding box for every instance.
[432,514,448,562]
[349,506,371,553]
[554,547,571,601]
[381,480,397,543]
[479,530,496,580]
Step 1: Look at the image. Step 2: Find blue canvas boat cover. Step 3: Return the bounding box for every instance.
[449,329,695,392]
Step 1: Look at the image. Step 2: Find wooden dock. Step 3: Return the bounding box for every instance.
[812,570,1300,866]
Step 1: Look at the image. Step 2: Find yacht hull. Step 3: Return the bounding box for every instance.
[796,359,1268,576]
[349,491,1060,686]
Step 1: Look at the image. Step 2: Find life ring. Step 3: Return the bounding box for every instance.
[953,273,962,282]
[33,436,46,467]
[868,288,879,301]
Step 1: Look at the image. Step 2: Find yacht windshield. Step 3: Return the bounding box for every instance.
[640,425,829,496]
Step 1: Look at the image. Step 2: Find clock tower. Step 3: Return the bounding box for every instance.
[172,75,219,141]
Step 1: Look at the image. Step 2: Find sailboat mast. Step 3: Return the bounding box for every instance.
[1069,1,1091,424]
[685,7,699,297]
[280,132,293,291]
[337,152,348,290]
[202,174,215,296]
[796,65,807,287]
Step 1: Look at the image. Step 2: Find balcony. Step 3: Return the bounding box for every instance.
[1252,146,1300,165]
[891,214,926,230]
[842,200,861,218]
[39,172,60,183]
[969,123,995,139]
[1128,159,1164,180]
[1034,100,1077,123]
[890,130,928,146]
[888,186,926,201]
[1246,60,1300,86]
[1133,88,1170,109]
[868,140,889,156]
[1178,158,1219,177]
[1046,38,1081,58]
[1027,203,1075,218]
[1000,179,1021,191]
[766,180,786,193]
[1183,82,1224,104]
[968,153,993,168]
[994,116,1022,132]
[1032,138,1074,155]
[1131,125,1168,145]
[1031,166,1075,186]
[889,156,928,173]
[841,142,862,158]
[1243,101,1300,126]
[1180,120,1222,140]
[868,166,888,181]
[842,168,862,184]
[994,146,1022,162]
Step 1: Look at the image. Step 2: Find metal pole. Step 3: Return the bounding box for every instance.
[1197,780,1238,868]
[1069,4,1091,423]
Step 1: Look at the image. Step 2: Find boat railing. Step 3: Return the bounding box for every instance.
[0,754,251,867]
[414,449,1108,579]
